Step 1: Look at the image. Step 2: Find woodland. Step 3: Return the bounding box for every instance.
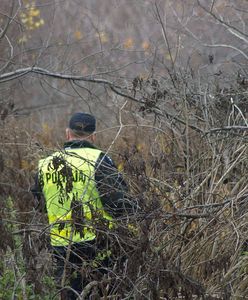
[0,0,248,299]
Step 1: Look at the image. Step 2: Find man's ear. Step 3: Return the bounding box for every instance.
[66,128,70,140]
[90,132,96,143]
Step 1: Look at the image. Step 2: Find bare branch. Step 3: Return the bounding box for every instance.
[154,3,175,70]
[206,126,248,134]
[202,43,248,60]
[0,0,15,40]
[197,0,248,42]
[0,66,205,133]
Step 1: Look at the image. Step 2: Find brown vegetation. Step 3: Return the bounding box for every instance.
[0,0,247,299]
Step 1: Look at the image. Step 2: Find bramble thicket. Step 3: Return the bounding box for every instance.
[0,0,247,299]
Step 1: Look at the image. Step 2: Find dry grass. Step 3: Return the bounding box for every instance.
[1,94,247,299]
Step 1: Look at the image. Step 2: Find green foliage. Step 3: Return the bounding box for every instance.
[0,250,57,299]
[0,197,57,299]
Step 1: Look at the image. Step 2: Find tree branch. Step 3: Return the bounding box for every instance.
[206,126,248,134]
[0,66,205,133]
[197,0,248,42]
[0,0,15,40]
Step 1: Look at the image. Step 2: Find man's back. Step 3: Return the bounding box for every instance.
[39,146,113,246]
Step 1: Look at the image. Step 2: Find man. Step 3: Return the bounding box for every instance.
[33,112,134,299]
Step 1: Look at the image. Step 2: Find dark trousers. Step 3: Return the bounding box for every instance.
[53,241,110,299]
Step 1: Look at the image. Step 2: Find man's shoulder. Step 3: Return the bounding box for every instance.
[97,152,115,167]
[68,147,102,161]
[38,150,65,167]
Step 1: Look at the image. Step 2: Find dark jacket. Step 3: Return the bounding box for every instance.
[32,140,135,218]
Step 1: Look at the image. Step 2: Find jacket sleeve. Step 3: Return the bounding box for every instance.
[95,152,137,218]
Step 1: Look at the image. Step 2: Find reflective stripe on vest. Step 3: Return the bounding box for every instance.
[39,147,112,246]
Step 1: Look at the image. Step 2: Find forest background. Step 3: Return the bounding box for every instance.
[0,0,247,299]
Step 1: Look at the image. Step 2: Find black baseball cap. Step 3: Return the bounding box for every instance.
[69,112,96,133]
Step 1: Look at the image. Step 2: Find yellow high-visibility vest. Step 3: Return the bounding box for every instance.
[38,147,112,246]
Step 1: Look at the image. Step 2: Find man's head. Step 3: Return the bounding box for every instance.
[66,112,96,143]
